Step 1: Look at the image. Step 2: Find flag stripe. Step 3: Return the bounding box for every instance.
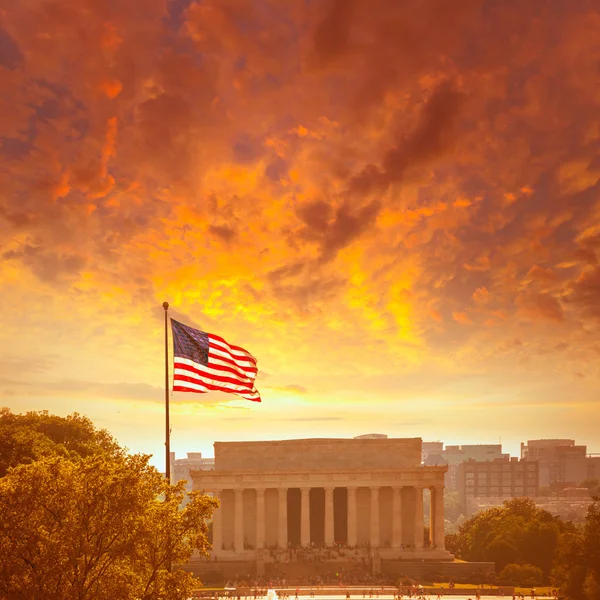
[208,333,255,361]
[173,380,260,401]
[209,356,256,378]
[174,366,254,390]
[175,355,257,382]
[176,360,255,385]
[207,332,256,363]
[207,347,258,374]
[174,375,257,395]
[173,374,255,395]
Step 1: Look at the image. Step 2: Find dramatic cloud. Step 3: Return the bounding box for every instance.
[1,0,600,465]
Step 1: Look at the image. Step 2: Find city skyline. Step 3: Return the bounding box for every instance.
[170,436,599,464]
[2,1,600,472]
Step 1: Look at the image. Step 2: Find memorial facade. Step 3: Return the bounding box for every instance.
[191,437,452,561]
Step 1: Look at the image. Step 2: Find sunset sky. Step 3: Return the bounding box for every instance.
[1,0,600,470]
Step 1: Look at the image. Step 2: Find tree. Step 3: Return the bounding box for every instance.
[449,498,569,580]
[0,414,218,600]
[444,489,465,521]
[552,532,587,600]
[552,499,600,600]
[0,407,121,476]
[498,564,544,586]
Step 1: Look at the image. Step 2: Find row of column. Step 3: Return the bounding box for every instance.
[212,485,445,552]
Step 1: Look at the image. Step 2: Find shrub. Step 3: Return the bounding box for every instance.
[498,564,544,587]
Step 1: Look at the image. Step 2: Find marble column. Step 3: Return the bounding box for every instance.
[234,488,244,551]
[429,487,436,548]
[413,486,424,549]
[347,486,357,546]
[433,485,445,549]
[212,489,222,553]
[325,487,335,545]
[392,486,403,549]
[256,488,265,549]
[370,486,380,547]
[300,487,311,547]
[278,487,288,549]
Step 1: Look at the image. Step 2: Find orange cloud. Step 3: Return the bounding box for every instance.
[453,311,474,325]
[472,287,490,303]
[1,0,600,459]
[101,80,123,99]
[516,292,565,323]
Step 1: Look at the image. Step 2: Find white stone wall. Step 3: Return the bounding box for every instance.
[215,438,422,472]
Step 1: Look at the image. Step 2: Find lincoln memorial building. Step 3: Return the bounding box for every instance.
[191,437,453,562]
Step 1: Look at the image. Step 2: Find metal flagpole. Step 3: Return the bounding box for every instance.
[163,301,173,574]
[163,301,170,483]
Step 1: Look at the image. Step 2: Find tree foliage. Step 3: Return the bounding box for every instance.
[0,409,217,600]
[552,499,600,600]
[0,407,121,476]
[447,497,571,579]
[498,564,544,587]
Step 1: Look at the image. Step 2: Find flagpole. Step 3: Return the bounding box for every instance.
[163,301,170,483]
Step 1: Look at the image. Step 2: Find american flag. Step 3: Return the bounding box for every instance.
[171,319,261,402]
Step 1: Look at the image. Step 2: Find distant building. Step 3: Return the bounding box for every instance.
[562,455,600,485]
[458,457,539,514]
[521,439,592,487]
[170,452,215,491]
[353,433,388,439]
[422,441,444,464]
[441,444,509,489]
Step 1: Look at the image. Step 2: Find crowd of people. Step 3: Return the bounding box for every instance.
[268,543,373,565]
[194,585,555,600]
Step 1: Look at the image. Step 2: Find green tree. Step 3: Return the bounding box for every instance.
[498,564,544,586]
[552,499,600,600]
[0,453,217,600]
[552,532,588,600]
[448,497,568,580]
[581,500,600,600]
[0,407,121,476]
[0,410,218,600]
[444,489,465,521]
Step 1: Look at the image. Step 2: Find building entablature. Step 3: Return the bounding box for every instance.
[190,466,447,491]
